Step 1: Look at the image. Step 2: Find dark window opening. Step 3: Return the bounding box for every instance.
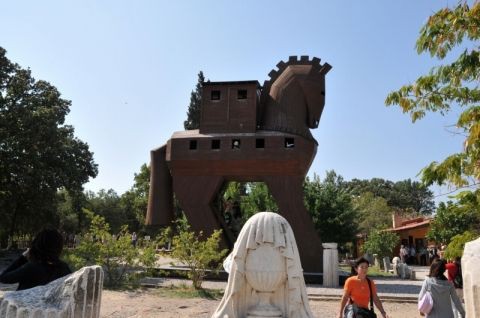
[211,90,221,100]
[284,138,295,148]
[237,89,248,100]
[256,138,265,149]
[232,139,241,149]
[189,140,197,150]
[211,139,221,149]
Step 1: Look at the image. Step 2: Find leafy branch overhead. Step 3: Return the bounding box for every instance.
[385,1,480,188]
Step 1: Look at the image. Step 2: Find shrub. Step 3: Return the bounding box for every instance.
[160,218,228,289]
[64,212,156,287]
[444,230,480,260]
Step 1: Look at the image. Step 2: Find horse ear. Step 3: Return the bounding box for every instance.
[318,63,332,75]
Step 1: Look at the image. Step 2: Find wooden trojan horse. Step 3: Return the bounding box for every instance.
[146,56,331,272]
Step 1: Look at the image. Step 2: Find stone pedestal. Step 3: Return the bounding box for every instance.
[462,237,480,318]
[373,254,380,268]
[322,243,338,288]
[383,257,391,273]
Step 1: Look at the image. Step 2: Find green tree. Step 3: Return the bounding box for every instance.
[363,229,399,262]
[346,178,434,215]
[85,189,126,234]
[56,190,81,234]
[0,47,97,245]
[183,71,205,130]
[240,182,278,219]
[120,163,150,232]
[444,230,480,259]
[427,192,480,244]
[304,171,358,246]
[353,192,393,233]
[386,1,480,191]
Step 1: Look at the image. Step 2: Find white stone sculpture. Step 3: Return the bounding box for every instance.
[322,243,339,287]
[212,212,314,318]
[462,237,480,318]
[391,256,400,277]
[0,265,104,318]
[397,263,411,279]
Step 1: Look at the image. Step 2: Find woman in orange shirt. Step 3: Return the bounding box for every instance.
[338,257,389,318]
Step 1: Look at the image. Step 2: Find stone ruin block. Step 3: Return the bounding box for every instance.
[462,237,480,318]
[0,265,103,318]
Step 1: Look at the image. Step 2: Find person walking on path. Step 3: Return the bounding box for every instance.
[131,232,138,248]
[445,257,464,318]
[418,258,465,318]
[400,245,408,264]
[338,257,389,318]
[0,228,71,290]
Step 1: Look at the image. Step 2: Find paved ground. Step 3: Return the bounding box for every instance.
[0,249,429,300]
[1,250,431,317]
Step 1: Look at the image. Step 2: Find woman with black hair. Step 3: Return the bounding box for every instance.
[0,228,71,290]
[418,258,465,318]
[338,257,389,318]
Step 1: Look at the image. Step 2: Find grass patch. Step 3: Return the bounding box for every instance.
[153,284,224,300]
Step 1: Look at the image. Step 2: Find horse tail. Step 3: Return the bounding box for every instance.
[146,144,174,226]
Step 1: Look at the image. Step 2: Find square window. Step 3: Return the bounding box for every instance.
[237,89,248,100]
[211,139,221,149]
[256,138,265,149]
[211,90,221,100]
[284,138,295,148]
[189,140,197,150]
[232,139,241,149]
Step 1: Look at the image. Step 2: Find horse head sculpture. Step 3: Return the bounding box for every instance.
[260,56,331,140]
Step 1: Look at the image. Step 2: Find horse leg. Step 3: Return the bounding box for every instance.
[173,175,232,248]
[264,175,324,272]
[146,145,174,226]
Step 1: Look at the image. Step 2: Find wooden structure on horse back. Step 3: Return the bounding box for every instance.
[146,56,332,272]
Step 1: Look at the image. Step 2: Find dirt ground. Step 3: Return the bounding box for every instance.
[100,289,422,318]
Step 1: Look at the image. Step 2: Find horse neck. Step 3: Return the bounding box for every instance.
[260,83,313,140]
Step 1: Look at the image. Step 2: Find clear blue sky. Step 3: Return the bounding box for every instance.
[0,1,463,202]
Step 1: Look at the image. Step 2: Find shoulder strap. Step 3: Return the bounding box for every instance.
[425,277,434,293]
[366,277,375,312]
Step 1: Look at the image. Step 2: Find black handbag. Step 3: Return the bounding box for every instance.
[343,278,377,318]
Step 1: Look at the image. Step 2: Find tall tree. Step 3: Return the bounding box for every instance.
[427,193,480,244]
[386,1,480,193]
[352,192,393,233]
[183,71,205,130]
[303,171,358,246]
[85,189,126,233]
[240,182,278,219]
[120,163,150,231]
[346,178,435,214]
[0,47,97,244]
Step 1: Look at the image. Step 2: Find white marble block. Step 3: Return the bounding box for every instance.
[462,237,480,318]
[383,256,391,272]
[391,257,400,277]
[212,212,315,318]
[0,265,104,318]
[322,243,339,288]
